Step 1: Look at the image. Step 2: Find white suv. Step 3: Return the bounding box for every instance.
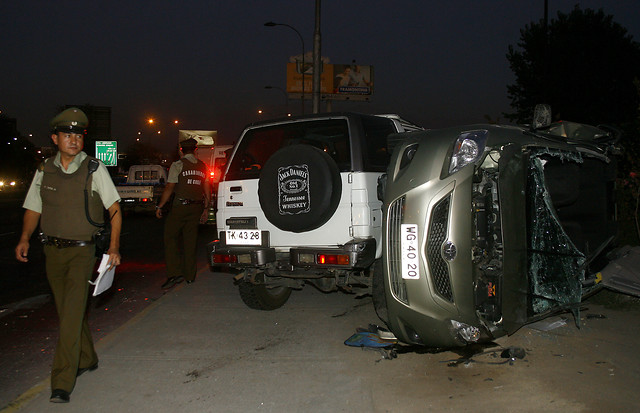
[208,112,422,310]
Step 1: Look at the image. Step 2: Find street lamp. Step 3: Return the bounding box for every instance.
[264,21,305,115]
[140,117,179,141]
[264,85,289,114]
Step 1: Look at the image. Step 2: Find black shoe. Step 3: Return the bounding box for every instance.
[161,277,177,289]
[50,389,70,403]
[77,363,98,377]
[186,280,194,284]
[162,276,184,289]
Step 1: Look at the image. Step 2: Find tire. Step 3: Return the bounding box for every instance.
[258,144,342,233]
[237,273,292,310]
[371,259,390,325]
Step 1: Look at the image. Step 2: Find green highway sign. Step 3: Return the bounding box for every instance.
[95,141,118,166]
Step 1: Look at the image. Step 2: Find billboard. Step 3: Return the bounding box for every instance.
[178,130,217,146]
[286,63,374,101]
[331,64,374,96]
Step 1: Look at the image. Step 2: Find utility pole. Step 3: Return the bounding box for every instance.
[312,0,322,113]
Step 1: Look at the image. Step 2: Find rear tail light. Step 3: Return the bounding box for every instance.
[317,254,350,265]
[213,254,238,264]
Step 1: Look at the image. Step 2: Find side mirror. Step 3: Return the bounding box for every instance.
[377,174,387,202]
[532,104,552,129]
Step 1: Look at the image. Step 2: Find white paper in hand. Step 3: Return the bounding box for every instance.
[89,254,115,296]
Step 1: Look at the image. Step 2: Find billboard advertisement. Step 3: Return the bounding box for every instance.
[286,63,374,101]
[286,62,332,96]
[331,64,373,96]
[178,130,217,146]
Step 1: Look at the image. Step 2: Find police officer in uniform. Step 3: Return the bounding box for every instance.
[15,108,122,403]
[156,138,210,288]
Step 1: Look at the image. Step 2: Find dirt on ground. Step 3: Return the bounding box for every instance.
[374,289,640,412]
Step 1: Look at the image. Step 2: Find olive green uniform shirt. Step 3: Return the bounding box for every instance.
[23,151,120,213]
[166,153,199,184]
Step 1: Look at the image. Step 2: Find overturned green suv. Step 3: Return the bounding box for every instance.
[375,116,620,347]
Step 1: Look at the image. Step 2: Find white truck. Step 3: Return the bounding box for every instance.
[116,164,167,212]
[207,112,423,310]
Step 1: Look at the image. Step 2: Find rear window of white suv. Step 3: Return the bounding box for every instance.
[225,118,351,181]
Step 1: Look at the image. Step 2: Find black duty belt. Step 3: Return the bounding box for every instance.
[177,198,204,206]
[42,236,94,248]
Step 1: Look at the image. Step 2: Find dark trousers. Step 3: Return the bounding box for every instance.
[45,244,98,392]
[164,204,202,281]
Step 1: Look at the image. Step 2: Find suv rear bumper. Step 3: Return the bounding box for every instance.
[208,234,376,271]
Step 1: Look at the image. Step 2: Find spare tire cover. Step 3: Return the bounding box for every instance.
[258,144,342,233]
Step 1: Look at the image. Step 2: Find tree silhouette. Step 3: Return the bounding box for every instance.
[506,6,640,127]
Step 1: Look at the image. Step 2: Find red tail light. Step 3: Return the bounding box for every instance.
[213,254,238,264]
[317,254,350,265]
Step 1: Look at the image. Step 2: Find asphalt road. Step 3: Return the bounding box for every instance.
[0,193,219,406]
[0,189,48,307]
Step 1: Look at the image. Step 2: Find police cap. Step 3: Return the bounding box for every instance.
[180,138,198,152]
[50,107,88,134]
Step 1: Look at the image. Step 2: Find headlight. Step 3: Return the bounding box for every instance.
[450,320,481,343]
[448,130,489,175]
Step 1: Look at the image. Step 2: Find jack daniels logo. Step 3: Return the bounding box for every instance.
[277,164,311,215]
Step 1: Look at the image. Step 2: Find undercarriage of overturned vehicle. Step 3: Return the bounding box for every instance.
[471,146,617,337]
[235,264,373,311]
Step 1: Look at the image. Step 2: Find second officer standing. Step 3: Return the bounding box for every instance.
[156,138,210,288]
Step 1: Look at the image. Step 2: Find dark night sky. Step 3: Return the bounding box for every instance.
[2,1,639,153]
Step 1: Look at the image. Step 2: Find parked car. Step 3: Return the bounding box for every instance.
[207,112,422,310]
[374,113,622,347]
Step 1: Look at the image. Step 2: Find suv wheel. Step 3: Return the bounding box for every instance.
[258,144,342,233]
[237,273,292,310]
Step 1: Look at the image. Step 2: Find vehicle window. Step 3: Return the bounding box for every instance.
[361,116,395,172]
[225,119,351,180]
[134,170,158,181]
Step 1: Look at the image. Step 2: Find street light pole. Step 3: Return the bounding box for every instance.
[312,0,321,113]
[264,21,305,115]
[265,85,290,115]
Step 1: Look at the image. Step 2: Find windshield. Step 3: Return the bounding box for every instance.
[225,118,351,181]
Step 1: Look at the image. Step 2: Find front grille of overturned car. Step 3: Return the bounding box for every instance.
[388,196,408,304]
[427,195,453,302]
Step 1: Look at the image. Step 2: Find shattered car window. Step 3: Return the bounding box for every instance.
[527,152,585,315]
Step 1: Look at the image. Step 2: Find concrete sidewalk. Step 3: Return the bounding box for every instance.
[5,266,640,412]
[5,268,390,412]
